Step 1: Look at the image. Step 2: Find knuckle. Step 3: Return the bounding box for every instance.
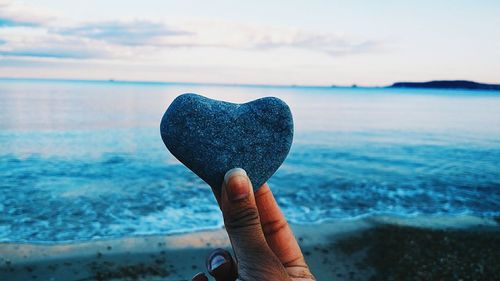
[224,205,260,231]
[261,218,288,237]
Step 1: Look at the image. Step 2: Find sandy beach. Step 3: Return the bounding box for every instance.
[1,216,499,281]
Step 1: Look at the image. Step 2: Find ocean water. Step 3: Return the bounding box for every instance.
[1,79,499,243]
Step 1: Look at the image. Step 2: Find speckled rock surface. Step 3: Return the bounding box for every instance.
[160,93,293,193]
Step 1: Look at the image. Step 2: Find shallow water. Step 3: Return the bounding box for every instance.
[1,79,499,242]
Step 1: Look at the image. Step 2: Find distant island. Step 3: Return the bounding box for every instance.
[389,80,500,91]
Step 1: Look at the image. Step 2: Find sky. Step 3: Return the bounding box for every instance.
[0,0,499,86]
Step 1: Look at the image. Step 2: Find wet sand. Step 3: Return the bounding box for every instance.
[1,216,498,281]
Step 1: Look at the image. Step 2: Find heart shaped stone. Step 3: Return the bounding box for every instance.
[160,93,293,193]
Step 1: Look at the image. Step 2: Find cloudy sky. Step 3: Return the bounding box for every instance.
[0,0,499,86]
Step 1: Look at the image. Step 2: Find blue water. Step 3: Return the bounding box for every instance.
[1,79,500,242]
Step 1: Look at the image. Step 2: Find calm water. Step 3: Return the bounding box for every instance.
[1,79,500,242]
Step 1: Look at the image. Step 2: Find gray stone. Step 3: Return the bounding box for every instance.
[160,93,294,193]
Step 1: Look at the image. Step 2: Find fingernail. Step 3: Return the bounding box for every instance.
[224,168,250,201]
[192,272,208,281]
[209,253,228,271]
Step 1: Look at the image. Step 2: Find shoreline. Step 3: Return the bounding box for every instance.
[1,214,496,245]
[1,215,499,280]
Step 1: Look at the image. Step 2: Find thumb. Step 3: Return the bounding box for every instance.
[221,168,289,280]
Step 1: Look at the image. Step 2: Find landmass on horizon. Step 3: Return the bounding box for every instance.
[389,80,500,91]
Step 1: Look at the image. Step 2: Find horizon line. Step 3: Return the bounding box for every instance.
[0,76,387,89]
[1,77,498,90]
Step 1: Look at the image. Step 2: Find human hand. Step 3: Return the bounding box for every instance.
[192,168,315,281]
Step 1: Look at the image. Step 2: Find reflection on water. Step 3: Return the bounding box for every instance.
[1,79,499,242]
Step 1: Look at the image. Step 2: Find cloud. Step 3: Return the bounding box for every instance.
[0,48,104,59]
[56,21,191,46]
[0,0,55,27]
[147,21,382,56]
[0,1,381,61]
[252,30,381,56]
[0,28,113,59]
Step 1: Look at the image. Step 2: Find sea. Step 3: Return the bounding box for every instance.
[1,78,499,243]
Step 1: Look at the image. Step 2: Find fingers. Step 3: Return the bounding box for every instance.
[220,168,289,280]
[206,248,238,281]
[255,184,315,279]
[220,168,268,255]
[254,184,304,265]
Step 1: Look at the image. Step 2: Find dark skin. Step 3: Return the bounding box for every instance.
[192,168,316,281]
